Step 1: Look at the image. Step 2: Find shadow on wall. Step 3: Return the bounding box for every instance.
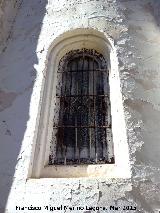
[119,0,160,26]
[0,0,47,211]
[118,0,160,166]
[144,0,160,26]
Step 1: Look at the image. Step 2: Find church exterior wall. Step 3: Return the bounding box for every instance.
[0,0,160,212]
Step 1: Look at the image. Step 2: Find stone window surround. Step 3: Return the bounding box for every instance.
[29,28,131,178]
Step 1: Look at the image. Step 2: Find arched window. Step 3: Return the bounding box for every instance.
[30,29,131,178]
[49,49,114,165]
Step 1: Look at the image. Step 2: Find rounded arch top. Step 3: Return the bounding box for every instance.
[45,28,115,72]
[58,48,108,72]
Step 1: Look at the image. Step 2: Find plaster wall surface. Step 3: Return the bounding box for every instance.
[0,0,160,212]
[0,0,22,54]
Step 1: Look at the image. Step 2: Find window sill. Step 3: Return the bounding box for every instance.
[38,164,131,178]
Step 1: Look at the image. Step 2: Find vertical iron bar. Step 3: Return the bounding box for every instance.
[101,97,105,159]
[64,145,67,165]
[88,57,92,160]
[68,62,72,161]
[101,70,104,159]
[76,58,80,163]
[104,112,107,160]
[104,74,108,159]
[93,56,97,163]
[80,51,84,160]
[75,117,78,161]
[104,74,109,161]
[56,68,65,163]
[68,65,72,121]
[63,71,68,163]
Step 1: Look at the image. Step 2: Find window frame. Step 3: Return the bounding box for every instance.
[29,29,131,179]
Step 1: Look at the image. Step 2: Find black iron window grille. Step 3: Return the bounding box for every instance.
[49,49,114,165]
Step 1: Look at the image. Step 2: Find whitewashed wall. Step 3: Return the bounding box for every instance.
[0,0,160,212]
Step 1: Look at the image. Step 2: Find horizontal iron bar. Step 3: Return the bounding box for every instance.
[57,69,108,73]
[56,94,109,98]
[53,161,109,165]
[53,125,111,128]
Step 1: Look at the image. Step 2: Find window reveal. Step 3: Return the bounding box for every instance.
[49,49,114,165]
